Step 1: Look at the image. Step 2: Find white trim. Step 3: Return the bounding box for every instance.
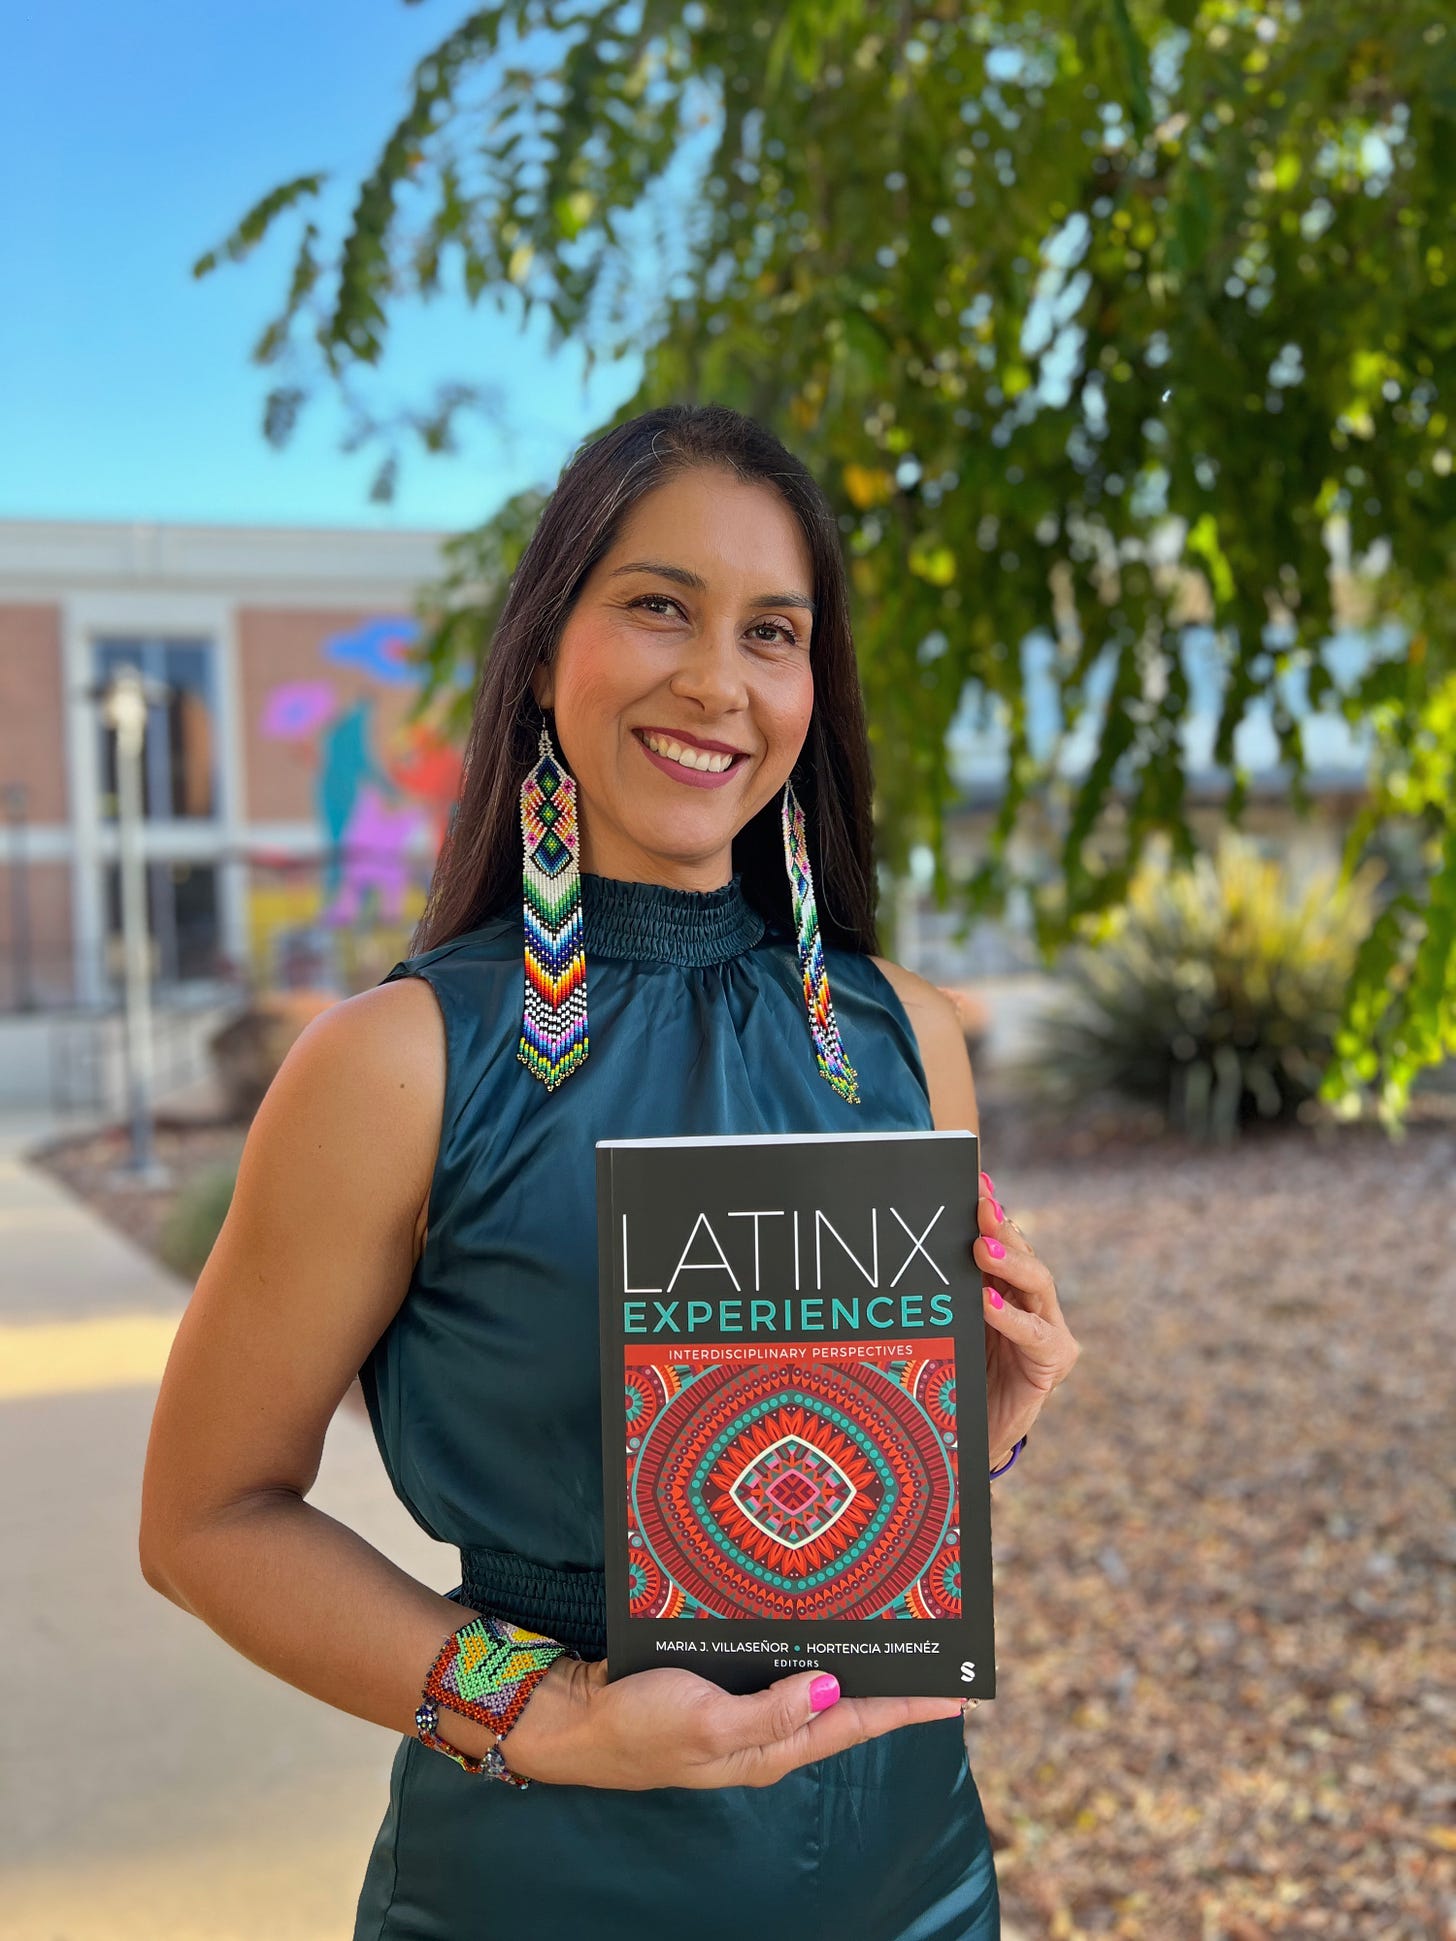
[0,518,450,605]
[60,599,102,1004]
[237,821,330,855]
[0,823,73,861]
[214,601,249,974]
[90,823,231,861]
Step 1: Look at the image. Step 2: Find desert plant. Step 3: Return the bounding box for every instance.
[1020,834,1383,1142]
[158,1163,238,1281]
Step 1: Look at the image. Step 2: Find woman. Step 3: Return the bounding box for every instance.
[140,403,1080,1939]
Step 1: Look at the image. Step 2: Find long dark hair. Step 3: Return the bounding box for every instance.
[413,403,879,955]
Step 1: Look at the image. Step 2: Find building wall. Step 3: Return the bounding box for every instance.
[0,859,74,1009]
[0,603,67,821]
[0,602,74,1005]
[239,607,426,820]
[0,521,457,1012]
[235,606,462,988]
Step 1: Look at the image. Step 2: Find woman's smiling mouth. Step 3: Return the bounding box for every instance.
[634,727,749,788]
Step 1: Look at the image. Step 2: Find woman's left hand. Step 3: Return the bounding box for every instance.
[973,1170,1079,1469]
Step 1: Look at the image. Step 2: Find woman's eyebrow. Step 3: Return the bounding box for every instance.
[606,558,817,620]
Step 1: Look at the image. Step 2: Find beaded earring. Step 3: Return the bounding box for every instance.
[781,776,860,1105]
[518,722,589,1090]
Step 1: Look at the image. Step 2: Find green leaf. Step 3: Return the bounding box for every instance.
[192,173,328,277]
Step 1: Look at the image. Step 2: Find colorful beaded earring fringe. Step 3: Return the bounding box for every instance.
[782,778,860,1105]
[518,725,588,1090]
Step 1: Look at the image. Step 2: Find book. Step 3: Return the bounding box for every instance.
[595,1130,996,1700]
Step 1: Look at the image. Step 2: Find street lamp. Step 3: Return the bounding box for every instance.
[88,663,170,1186]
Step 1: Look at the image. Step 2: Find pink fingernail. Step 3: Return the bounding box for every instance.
[980,1170,996,1195]
[986,1287,1004,1309]
[991,1199,1006,1223]
[810,1674,840,1712]
[983,1237,1007,1259]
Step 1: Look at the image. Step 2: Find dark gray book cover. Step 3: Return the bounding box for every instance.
[595,1131,996,1699]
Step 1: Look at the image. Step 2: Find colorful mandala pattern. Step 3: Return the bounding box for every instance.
[625,1353,960,1623]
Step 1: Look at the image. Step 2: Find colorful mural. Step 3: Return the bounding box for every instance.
[250,615,463,987]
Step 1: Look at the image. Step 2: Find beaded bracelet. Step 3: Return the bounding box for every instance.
[989,1432,1028,1480]
[415,1612,575,1788]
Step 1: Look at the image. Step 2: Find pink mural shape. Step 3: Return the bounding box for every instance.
[322,785,432,926]
[262,681,338,740]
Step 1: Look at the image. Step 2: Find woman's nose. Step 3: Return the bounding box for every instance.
[668,626,750,713]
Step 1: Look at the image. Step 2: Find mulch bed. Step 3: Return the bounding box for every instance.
[970,1080,1455,1939]
[30,1117,247,1273]
[32,1089,1456,1939]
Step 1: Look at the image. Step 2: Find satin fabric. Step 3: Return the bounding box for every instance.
[353,874,1001,1940]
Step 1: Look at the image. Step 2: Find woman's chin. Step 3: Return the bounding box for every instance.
[585,828,740,882]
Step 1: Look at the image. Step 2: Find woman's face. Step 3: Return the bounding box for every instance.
[533,466,816,888]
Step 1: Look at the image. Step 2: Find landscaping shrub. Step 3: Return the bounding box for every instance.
[158,1162,238,1281]
[1021,833,1382,1141]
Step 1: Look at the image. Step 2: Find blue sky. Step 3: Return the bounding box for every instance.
[2,0,642,531]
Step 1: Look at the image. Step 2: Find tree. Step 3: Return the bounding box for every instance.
[196,0,1456,1125]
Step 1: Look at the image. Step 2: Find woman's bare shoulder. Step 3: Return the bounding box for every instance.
[869,955,963,1045]
[238,976,447,1251]
[868,955,978,1131]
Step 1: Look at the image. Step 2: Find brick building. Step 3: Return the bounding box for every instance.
[0,518,457,1017]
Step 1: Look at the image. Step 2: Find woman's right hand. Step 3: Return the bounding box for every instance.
[496,1655,966,1790]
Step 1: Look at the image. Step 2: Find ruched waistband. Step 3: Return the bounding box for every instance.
[458,1545,607,1660]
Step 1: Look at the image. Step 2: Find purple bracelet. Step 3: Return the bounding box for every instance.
[989,1432,1027,1480]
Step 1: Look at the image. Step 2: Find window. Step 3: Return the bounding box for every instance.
[95,638,217,821]
[103,858,222,986]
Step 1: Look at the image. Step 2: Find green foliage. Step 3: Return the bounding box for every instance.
[199,0,1456,1122]
[1324,653,1456,1125]
[159,1163,238,1282]
[1021,832,1383,1141]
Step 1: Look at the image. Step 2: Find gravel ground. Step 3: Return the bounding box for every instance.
[970,1083,1456,1940]
[33,1090,1456,1940]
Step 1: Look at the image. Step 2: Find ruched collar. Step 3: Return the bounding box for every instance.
[580,871,765,966]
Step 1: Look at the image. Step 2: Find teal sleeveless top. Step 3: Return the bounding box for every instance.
[354,872,1001,1940]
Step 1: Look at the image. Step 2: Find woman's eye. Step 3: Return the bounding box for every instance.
[752,620,799,647]
[628,595,799,648]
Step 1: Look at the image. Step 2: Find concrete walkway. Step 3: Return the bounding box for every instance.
[0,1111,456,1940]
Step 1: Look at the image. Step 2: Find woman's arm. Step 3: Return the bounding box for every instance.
[141,974,966,1785]
[870,956,980,1135]
[870,956,995,1439]
[138,977,505,1757]
[872,954,1080,1470]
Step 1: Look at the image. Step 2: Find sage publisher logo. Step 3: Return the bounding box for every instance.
[959,1661,976,1683]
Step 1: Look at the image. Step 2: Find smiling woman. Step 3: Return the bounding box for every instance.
[140,402,1075,1941]
[530,469,817,881]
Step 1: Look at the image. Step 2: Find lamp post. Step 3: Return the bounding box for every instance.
[94,664,169,1185]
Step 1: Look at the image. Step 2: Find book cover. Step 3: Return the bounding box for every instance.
[595,1130,996,1699]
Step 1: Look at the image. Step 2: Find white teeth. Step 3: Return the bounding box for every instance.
[643,733,735,774]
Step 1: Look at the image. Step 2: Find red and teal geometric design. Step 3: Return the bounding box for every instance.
[729,1434,858,1549]
[625,1348,961,1623]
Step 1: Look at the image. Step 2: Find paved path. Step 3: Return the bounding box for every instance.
[0,1112,457,1940]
